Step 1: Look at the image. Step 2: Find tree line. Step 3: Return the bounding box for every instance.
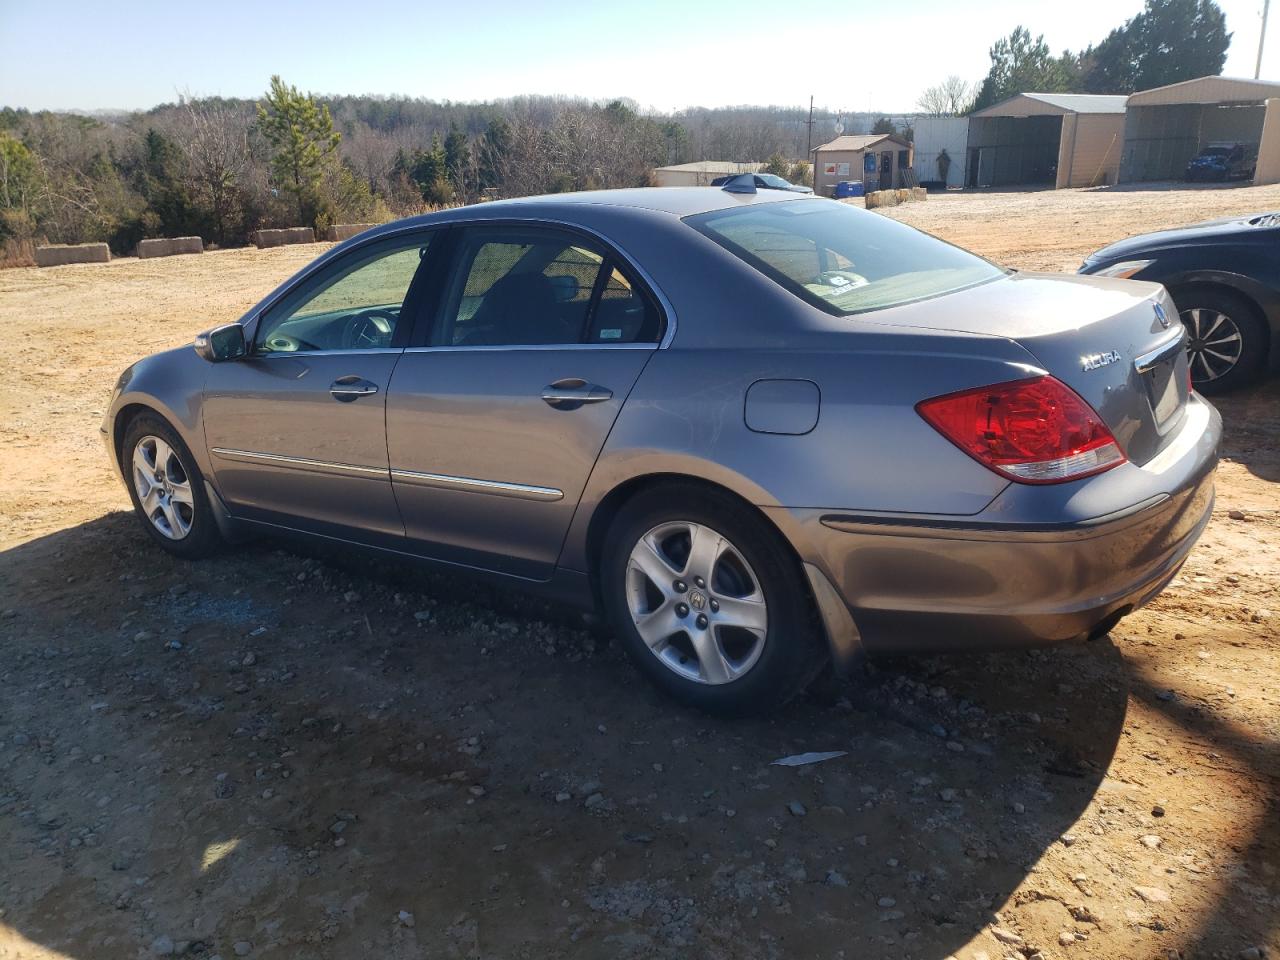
[916,0,1231,116]
[0,84,865,262]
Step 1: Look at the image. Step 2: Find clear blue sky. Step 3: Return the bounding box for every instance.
[1,0,1275,114]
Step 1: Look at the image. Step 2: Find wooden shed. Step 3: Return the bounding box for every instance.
[811,134,913,196]
[967,93,1127,188]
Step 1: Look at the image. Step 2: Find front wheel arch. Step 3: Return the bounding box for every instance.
[113,403,164,476]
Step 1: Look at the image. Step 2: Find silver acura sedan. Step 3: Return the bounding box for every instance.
[103,186,1220,713]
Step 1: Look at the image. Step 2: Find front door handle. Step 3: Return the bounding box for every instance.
[541,378,613,409]
[330,376,379,402]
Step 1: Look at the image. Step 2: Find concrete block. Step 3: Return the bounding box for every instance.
[326,223,378,242]
[254,227,316,249]
[137,236,204,259]
[34,243,111,267]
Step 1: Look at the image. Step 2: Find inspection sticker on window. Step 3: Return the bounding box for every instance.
[599,328,622,340]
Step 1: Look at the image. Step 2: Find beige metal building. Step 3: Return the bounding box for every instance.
[966,93,1126,188]
[1119,76,1280,183]
[811,134,913,196]
[651,161,763,187]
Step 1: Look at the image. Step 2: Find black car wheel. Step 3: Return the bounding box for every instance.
[601,483,826,715]
[1175,289,1267,394]
[122,413,224,559]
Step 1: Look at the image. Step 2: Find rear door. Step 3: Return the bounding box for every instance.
[204,232,437,537]
[386,224,664,579]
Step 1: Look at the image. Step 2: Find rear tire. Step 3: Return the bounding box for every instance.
[600,483,827,715]
[1173,288,1267,395]
[121,413,223,559]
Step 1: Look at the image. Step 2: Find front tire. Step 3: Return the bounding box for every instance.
[121,413,222,559]
[600,484,826,715]
[1174,288,1267,395]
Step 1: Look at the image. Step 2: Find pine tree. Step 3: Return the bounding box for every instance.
[256,75,341,225]
[1081,0,1230,93]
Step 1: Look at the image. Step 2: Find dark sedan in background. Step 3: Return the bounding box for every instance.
[710,172,813,193]
[1080,212,1280,393]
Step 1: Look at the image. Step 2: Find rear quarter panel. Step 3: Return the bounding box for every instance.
[557,328,1046,572]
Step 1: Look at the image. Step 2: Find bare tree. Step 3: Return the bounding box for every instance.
[916,76,975,116]
[175,97,252,244]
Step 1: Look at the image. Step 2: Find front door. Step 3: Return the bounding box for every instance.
[204,232,437,537]
[880,151,894,190]
[386,224,664,579]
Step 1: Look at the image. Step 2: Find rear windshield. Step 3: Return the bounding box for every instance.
[685,200,1004,316]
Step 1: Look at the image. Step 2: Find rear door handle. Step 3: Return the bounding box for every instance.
[330,376,379,402]
[541,378,613,408]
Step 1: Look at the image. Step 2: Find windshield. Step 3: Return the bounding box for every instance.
[686,199,1005,316]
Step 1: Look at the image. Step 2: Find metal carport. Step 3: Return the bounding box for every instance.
[1120,76,1280,183]
[966,93,1127,188]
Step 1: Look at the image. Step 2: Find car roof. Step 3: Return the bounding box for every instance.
[385,186,805,232]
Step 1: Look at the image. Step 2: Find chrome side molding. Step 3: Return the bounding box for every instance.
[389,469,563,502]
[210,447,388,479]
[210,447,565,502]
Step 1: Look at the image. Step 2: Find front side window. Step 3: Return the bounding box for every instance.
[438,227,661,346]
[255,235,432,353]
[686,199,1004,316]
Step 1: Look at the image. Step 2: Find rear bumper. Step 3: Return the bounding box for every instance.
[778,396,1220,660]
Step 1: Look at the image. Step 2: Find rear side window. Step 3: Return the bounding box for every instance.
[437,226,662,346]
[686,200,1004,316]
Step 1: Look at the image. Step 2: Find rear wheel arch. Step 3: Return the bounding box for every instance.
[584,473,815,607]
[590,474,829,712]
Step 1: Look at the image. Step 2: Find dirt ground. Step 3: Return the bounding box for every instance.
[0,183,1277,960]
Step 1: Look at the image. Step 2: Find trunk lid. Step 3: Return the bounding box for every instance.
[865,272,1189,466]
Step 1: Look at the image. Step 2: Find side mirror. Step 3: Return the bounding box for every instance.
[194,323,247,363]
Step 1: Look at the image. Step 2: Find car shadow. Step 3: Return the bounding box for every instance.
[1210,378,1280,484]
[1119,659,1279,957]
[0,513,1180,960]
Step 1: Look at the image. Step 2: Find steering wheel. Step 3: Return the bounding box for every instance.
[342,309,397,350]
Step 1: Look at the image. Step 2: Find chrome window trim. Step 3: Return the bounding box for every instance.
[403,343,655,354]
[389,468,564,502]
[249,347,405,358]
[211,447,389,479]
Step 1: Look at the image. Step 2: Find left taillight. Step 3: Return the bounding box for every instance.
[916,375,1127,484]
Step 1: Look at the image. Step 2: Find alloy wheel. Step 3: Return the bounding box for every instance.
[624,521,768,685]
[1181,307,1244,384]
[132,435,194,540]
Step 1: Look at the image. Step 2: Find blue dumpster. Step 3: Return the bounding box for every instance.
[834,180,865,199]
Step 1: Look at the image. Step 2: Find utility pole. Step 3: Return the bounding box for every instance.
[1258,0,1271,79]
[806,96,814,158]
